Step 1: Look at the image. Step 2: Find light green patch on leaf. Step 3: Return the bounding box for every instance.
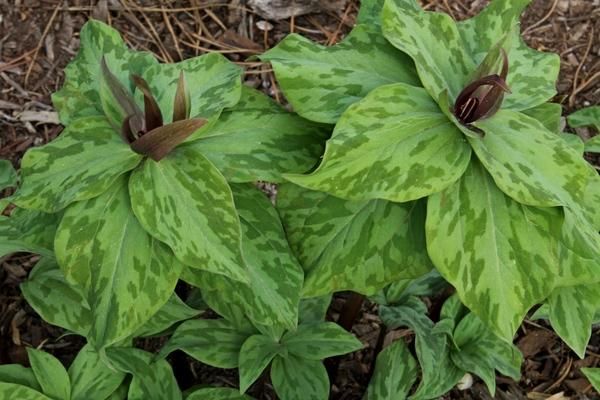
[283,322,363,360]
[239,335,282,393]
[426,160,559,341]
[285,83,471,202]
[270,355,329,400]
[185,86,328,183]
[0,364,40,391]
[139,53,242,122]
[52,20,158,125]
[471,110,590,209]
[0,384,52,400]
[261,25,419,123]
[382,0,474,101]
[278,183,432,296]
[27,348,71,400]
[186,387,254,400]
[159,319,251,369]
[129,147,248,283]
[55,176,182,348]
[21,258,91,336]
[582,368,600,393]
[568,106,600,132]
[134,293,202,338]
[69,344,126,400]
[106,348,182,400]
[15,116,142,213]
[365,340,418,400]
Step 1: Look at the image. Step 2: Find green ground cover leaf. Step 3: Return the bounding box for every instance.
[239,335,282,393]
[582,368,600,392]
[27,348,71,400]
[0,159,17,191]
[129,146,247,283]
[0,208,59,258]
[278,184,432,296]
[285,83,471,202]
[365,340,418,400]
[283,322,363,360]
[0,364,40,391]
[270,355,329,400]
[186,388,254,400]
[568,106,600,132]
[298,296,332,324]
[261,25,418,123]
[133,293,201,338]
[0,384,52,400]
[69,344,126,400]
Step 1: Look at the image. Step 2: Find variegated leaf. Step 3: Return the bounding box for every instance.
[357,0,385,28]
[186,388,254,400]
[69,344,126,400]
[427,160,559,340]
[278,184,432,296]
[239,334,282,393]
[271,355,329,400]
[0,384,51,400]
[260,25,418,123]
[106,348,182,400]
[133,293,201,338]
[55,176,182,348]
[0,364,40,391]
[585,136,600,153]
[522,103,563,134]
[382,0,474,101]
[15,116,142,213]
[381,270,447,306]
[139,53,242,122]
[285,83,471,202]
[129,147,247,283]
[185,86,328,183]
[568,105,600,132]
[27,348,70,400]
[0,159,16,190]
[582,368,600,392]
[159,319,251,368]
[0,208,59,258]
[299,296,332,324]
[21,258,91,336]
[283,322,363,360]
[470,110,590,209]
[52,20,158,125]
[365,339,417,400]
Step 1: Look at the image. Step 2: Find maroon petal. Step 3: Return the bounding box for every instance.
[130,118,207,161]
[131,74,164,132]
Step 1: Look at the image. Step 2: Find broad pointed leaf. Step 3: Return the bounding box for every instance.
[569,106,600,132]
[27,348,70,400]
[133,293,201,338]
[283,322,363,360]
[382,0,474,101]
[106,348,182,400]
[185,86,328,183]
[129,147,247,283]
[426,160,559,340]
[21,258,92,336]
[55,177,182,348]
[69,344,126,400]
[522,103,563,134]
[366,340,418,400]
[159,319,251,369]
[15,116,142,212]
[0,365,40,391]
[139,53,242,122]
[271,355,329,400]
[0,384,52,400]
[357,0,385,29]
[239,335,282,393]
[52,20,158,124]
[0,159,16,190]
[0,208,59,258]
[278,184,432,296]
[187,388,254,400]
[285,83,471,202]
[582,368,600,392]
[261,25,418,123]
[299,296,332,324]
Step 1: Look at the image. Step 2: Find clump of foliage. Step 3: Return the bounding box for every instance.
[1,0,599,399]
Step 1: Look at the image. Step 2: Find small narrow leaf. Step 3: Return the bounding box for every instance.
[186,388,254,400]
[366,340,418,400]
[27,348,71,400]
[283,322,363,360]
[239,335,281,393]
[130,118,207,161]
[173,71,190,122]
[69,344,126,400]
[100,57,144,130]
[131,74,163,131]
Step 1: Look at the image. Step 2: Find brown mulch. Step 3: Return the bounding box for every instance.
[1,0,599,399]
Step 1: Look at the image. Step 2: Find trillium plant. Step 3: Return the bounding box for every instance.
[1,0,599,399]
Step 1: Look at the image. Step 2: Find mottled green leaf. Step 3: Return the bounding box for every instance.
[0,384,52,400]
[186,387,254,400]
[381,269,446,306]
[357,0,385,28]
[582,368,600,392]
[69,344,126,400]
[0,159,17,190]
[285,83,471,203]
[299,296,332,324]
[585,136,600,153]
[382,0,474,101]
[129,146,247,283]
[470,110,590,209]
[21,258,91,336]
[271,355,329,400]
[261,25,418,123]
[53,20,158,125]
[427,160,559,340]
[0,364,40,391]
[106,348,182,400]
[159,319,251,369]
[139,53,242,122]
[15,116,142,212]
[27,348,70,400]
[283,322,363,360]
[278,184,432,296]
[366,339,417,400]
[568,106,600,132]
[134,293,202,338]
[0,208,59,258]
[239,335,282,393]
[522,103,563,134]
[185,86,328,183]
[55,177,182,348]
